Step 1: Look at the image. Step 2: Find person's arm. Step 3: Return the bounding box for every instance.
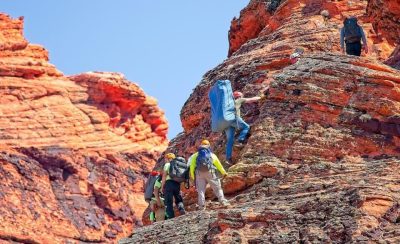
[161,165,167,191]
[244,96,261,103]
[212,154,226,176]
[154,186,162,207]
[189,153,197,180]
[360,27,368,53]
[340,28,345,52]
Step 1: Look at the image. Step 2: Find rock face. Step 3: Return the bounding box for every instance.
[0,13,168,243]
[367,0,400,69]
[123,0,400,243]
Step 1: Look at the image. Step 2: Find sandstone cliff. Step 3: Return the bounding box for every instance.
[123,0,400,243]
[0,13,168,243]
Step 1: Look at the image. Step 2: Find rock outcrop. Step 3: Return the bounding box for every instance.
[367,0,400,68]
[0,13,168,243]
[123,0,400,243]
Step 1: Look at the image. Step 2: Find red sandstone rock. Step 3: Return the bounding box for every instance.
[368,0,400,68]
[0,13,168,243]
[125,1,400,243]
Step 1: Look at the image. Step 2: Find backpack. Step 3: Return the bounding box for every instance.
[344,17,362,43]
[169,157,188,183]
[144,174,161,202]
[196,147,214,172]
[209,80,236,133]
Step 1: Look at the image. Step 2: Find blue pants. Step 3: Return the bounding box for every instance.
[225,117,250,161]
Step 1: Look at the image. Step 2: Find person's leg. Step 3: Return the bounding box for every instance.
[225,126,235,161]
[236,117,250,142]
[164,181,175,219]
[206,171,228,205]
[195,171,208,210]
[150,201,156,223]
[172,181,185,214]
[354,42,362,56]
[155,206,165,221]
[345,43,353,55]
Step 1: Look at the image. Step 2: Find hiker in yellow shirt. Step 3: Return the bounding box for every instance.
[189,140,230,210]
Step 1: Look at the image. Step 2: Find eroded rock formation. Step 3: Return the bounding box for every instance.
[0,13,168,243]
[123,0,400,243]
[368,0,400,68]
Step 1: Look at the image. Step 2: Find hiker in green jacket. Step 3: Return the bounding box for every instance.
[189,140,230,210]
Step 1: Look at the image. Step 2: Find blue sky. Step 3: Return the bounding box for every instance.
[3,1,248,139]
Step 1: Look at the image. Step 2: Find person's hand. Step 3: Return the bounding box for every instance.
[364,45,369,54]
[341,48,345,54]
[156,200,162,208]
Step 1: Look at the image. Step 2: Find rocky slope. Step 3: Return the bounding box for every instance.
[367,0,400,69]
[123,0,400,243]
[0,13,168,243]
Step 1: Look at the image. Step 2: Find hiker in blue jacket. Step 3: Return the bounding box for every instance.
[340,16,368,56]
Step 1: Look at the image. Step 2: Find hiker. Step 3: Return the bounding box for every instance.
[148,169,165,223]
[189,140,230,210]
[223,91,262,164]
[161,153,186,219]
[340,16,368,56]
[209,80,263,164]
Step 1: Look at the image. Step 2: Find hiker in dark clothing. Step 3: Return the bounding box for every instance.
[161,153,185,219]
[340,16,368,56]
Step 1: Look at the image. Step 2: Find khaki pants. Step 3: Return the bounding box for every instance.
[150,200,165,222]
[195,170,226,208]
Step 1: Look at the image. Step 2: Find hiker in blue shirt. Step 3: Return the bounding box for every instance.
[340,16,368,56]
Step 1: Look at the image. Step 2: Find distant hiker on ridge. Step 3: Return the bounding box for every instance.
[188,139,230,210]
[340,16,368,56]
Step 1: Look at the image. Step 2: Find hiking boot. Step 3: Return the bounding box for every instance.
[234,140,246,148]
[225,159,232,166]
[179,208,186,215]
[221,200,231,207]
[178,202,186,215]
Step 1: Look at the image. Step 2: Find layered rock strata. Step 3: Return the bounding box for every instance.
[0,13,168,243]
[124,0,400,243]
[367,0,400,68]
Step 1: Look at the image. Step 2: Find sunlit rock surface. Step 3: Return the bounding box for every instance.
[0,13,168,243]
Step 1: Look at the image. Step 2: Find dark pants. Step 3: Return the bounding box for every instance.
[164,180,184,219]
[346,42,362,56]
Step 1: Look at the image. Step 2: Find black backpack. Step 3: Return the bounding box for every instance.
[344,17,362,43]
[144,174,161,202]
[196,147,214,172]
[169,157,188,183]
